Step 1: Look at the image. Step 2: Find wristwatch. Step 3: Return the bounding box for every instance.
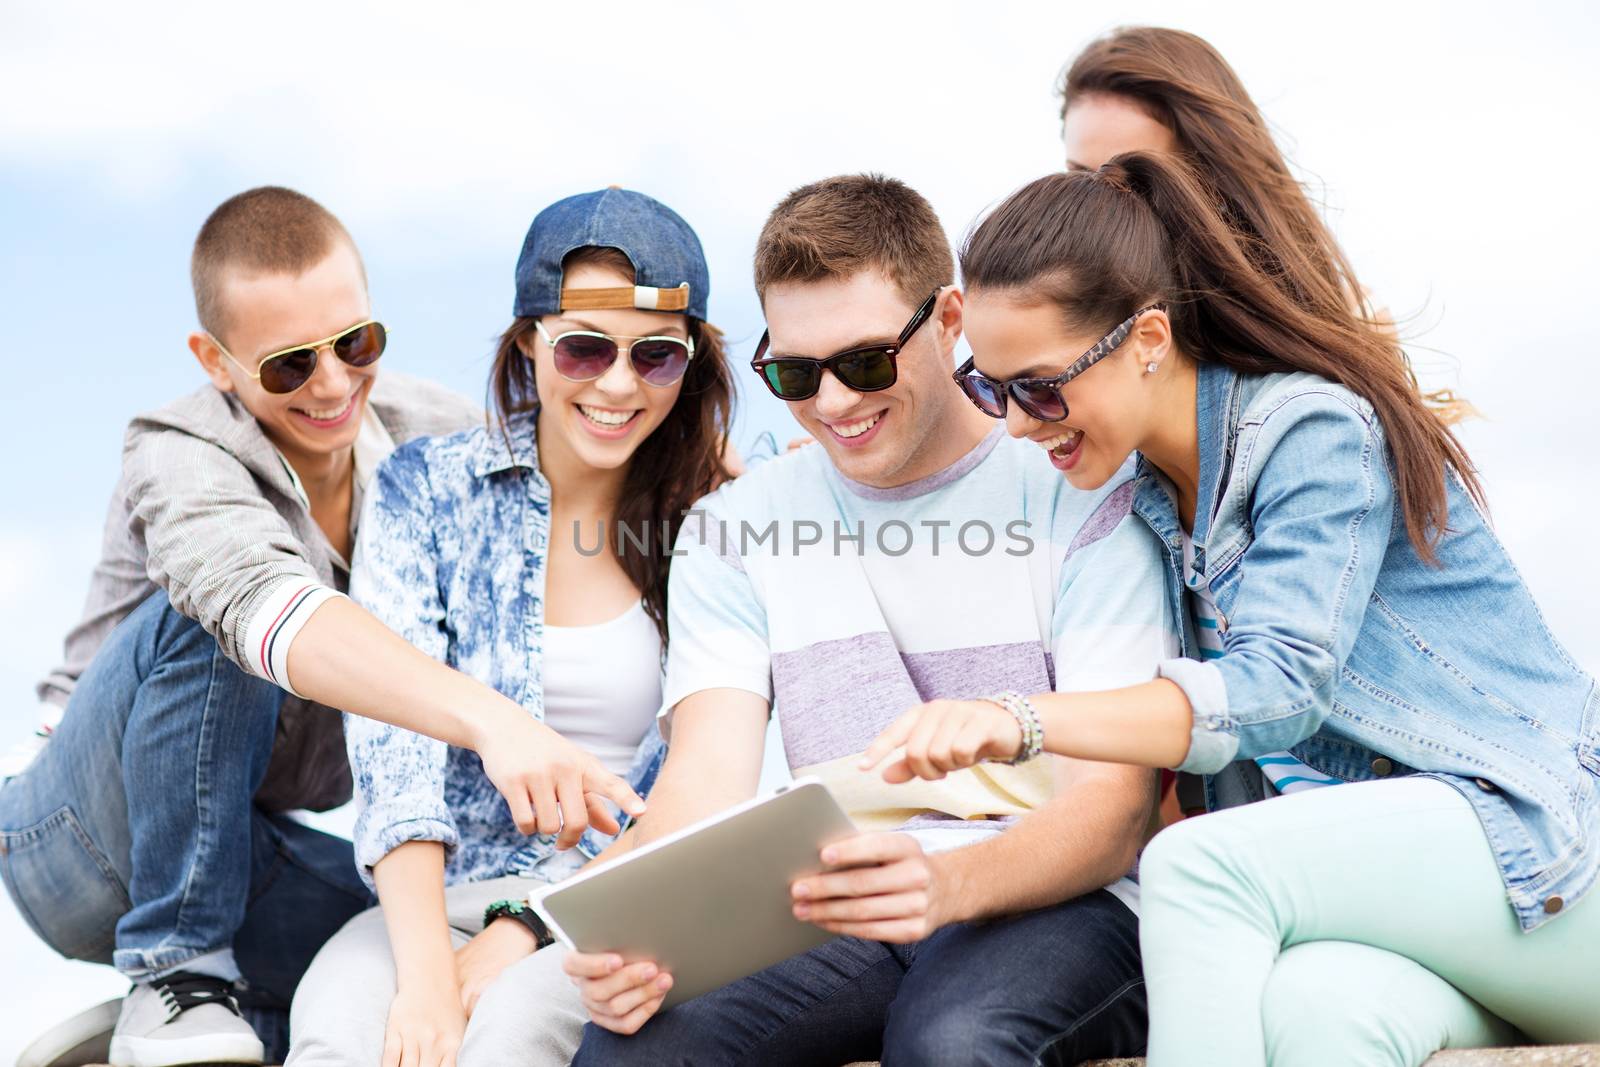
[483,898,555,949]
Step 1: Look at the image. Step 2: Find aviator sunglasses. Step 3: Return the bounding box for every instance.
[212,320,388,395]
[534,320,695,386]
[952,303,1166,421]
[749,288,940,401]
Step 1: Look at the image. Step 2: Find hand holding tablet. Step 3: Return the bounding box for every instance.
[538,779,857,1025]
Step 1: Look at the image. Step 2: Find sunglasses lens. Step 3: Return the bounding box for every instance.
[761,361,820,400]
[552,334,619,381]
[958,374,1006,418]
[833,349,897,392]
[260,349,318,394]
[1014,382,1068,421]
[630,338,691,385]
[334,322,387,367]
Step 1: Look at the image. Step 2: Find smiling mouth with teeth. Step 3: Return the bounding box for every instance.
[294,395,355,422]
[830,412,883,439]
[1039,428,1083,457]
[577,403,641,428]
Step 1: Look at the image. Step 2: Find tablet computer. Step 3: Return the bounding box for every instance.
[530,777,857,1010]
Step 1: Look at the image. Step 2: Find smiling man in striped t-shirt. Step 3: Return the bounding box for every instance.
[568,175,1179,1067]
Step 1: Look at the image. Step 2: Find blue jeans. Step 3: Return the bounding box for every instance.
[0,592,371,1059]
[573,887,1146,1067]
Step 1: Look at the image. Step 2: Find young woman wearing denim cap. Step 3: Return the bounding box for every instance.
[859,153,1599,1066]
[287,188,736,1067]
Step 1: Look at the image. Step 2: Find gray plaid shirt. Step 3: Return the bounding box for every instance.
[27,371,480,810]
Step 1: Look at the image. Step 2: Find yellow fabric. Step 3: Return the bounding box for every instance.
[797,750,1056,834]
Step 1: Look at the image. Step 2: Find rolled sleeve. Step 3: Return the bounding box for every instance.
[352,793,460,883]
[241,580,346,695]
[1177,391,1396,766]
[1160,657,1238,773]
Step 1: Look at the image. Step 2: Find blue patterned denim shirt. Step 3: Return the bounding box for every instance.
[346,411,666,888]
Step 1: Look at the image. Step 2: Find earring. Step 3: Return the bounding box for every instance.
[1145,361,1159,375]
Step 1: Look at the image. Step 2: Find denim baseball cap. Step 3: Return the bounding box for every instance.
[513,187,709,321]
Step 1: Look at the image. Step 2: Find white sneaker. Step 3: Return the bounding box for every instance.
[107,971,264,1067]
[16,997,121,1067]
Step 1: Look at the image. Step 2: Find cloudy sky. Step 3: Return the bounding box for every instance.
[2,0,1595,1056]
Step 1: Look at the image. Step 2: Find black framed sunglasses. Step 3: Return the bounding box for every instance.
[952,303,1166,421]
[749,288,941,401]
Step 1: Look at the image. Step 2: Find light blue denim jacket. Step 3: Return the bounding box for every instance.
[346,411,666,888]
[1137,363,1598,931]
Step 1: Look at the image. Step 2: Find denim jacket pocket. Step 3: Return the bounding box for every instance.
[1291,731,1416,783]
[0,804,129,962]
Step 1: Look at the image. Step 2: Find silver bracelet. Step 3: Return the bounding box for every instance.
[982,690,1044,764]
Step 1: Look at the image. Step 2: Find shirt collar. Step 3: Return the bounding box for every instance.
[1189,360,1237,547]
[831,425,1004,502]
[349,401,397,540]
[471,408,541,478]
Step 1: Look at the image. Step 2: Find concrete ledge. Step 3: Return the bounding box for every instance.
[1083,1050,1600,1067]
[85,1043,1599,1067]
[1417,1052,1600,1066]
[83,1043,1595,1067]
[847,1049,1600,1067]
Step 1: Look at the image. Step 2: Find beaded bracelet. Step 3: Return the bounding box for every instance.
[982,690,1045,764]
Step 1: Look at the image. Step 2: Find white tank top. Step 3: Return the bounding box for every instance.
[542,600,664,777]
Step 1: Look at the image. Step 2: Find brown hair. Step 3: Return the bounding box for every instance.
[960,154,1483,561]
[191,186,360,338]
[487,246,735,643]
[753,173,953,307]
[1059,26,1470,422]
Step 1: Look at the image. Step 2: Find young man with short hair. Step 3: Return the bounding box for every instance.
[0,187,643,1067]
[567,174,1177,1066]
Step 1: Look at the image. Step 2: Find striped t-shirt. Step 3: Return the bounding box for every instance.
[1180,532,1339,795]
[664,429,1178,912]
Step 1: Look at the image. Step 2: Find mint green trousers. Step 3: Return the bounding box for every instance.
[1138,776,1600,1067]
